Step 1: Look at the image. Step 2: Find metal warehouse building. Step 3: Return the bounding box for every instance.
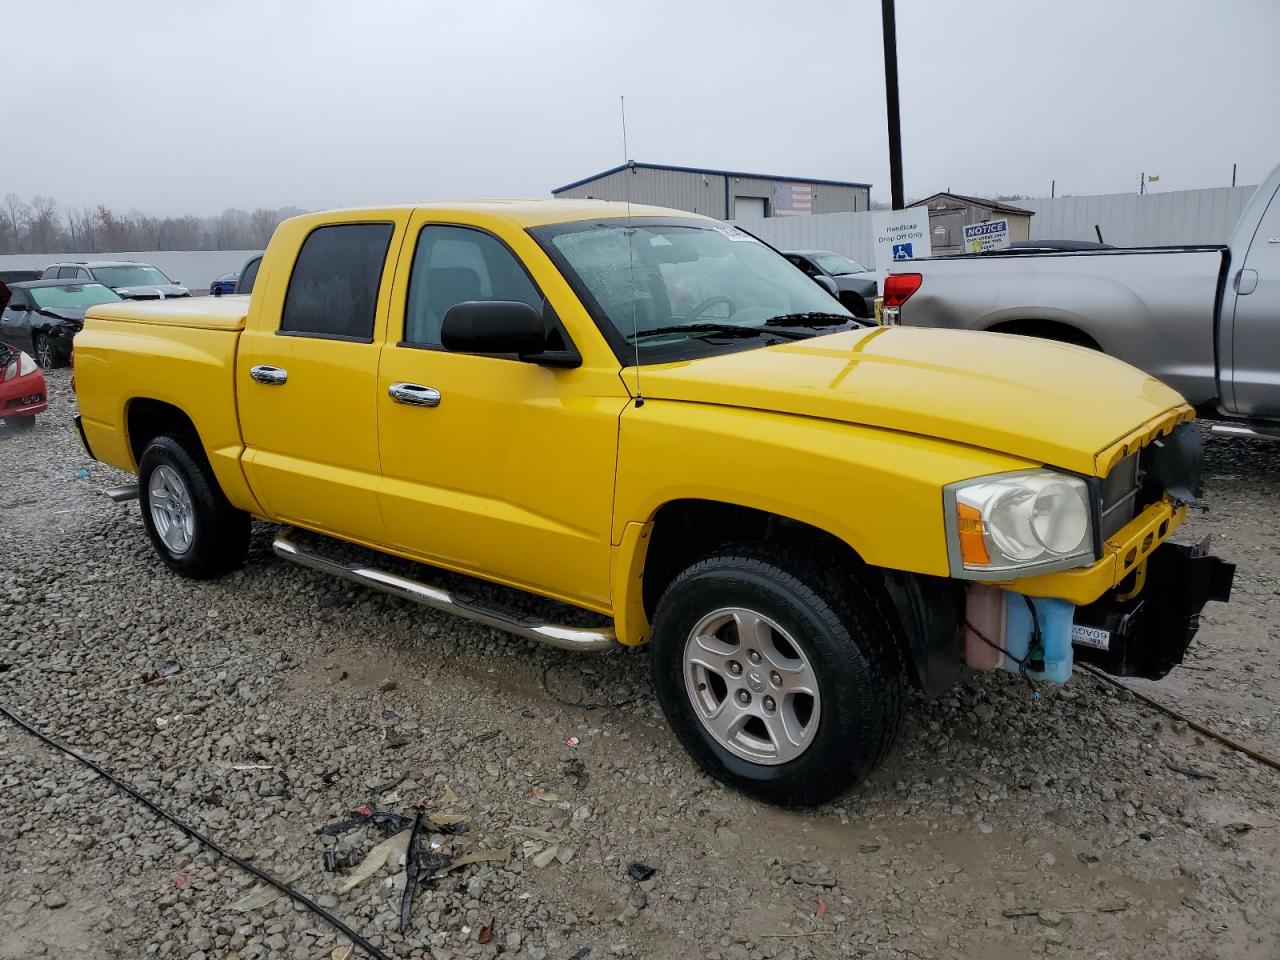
[551,162,872,220]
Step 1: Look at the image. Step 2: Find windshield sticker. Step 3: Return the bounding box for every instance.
[712,225,760,243]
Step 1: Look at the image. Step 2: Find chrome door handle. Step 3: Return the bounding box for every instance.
[249,364,288,385]
[388,382,441,407]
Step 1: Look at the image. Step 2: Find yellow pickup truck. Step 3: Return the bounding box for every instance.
[73,201,1233,805]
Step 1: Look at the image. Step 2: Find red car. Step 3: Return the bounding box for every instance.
[0,341,47,429]
[0,284,47,430]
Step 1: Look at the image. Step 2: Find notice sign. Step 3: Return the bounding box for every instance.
[872,210,933,274]
[963,218,1011,253]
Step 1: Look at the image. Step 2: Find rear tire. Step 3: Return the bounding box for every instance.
[138,435,250,579]
[650,547,904,806]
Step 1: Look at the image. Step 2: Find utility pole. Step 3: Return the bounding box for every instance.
[881,0,904,210]
[1232,162,1237,187]
[1139,171,1145,196]
[1051,179,1056,199]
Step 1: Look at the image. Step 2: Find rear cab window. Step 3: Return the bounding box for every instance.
[280,223,394,341]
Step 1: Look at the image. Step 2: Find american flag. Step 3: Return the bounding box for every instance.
[772,183,813,217]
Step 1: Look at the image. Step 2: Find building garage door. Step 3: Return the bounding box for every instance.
[734,196,767,219]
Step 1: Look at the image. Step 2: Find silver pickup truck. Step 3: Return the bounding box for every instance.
[884,164,1280,436]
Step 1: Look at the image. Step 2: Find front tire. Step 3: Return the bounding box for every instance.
[33,333,57,369]
[650,548,904,806]
[138,435,250,579]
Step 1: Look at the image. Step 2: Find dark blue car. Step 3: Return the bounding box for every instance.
[209,272,239,295]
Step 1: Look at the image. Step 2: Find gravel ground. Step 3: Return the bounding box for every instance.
[1,369,1277,960]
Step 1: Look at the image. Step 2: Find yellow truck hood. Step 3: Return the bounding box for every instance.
[640,326,1190,476]
[85,296,248,331]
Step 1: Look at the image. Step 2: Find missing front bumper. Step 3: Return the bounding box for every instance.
[1071,540,1235,680]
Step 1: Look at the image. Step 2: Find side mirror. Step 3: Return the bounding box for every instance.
[811,275,839,299]
[441,300,546,357]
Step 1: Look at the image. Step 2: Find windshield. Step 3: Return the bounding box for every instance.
[28,283,122,309]
[812,253,868,275]
[539,220,851,358]
[92,265,174,287]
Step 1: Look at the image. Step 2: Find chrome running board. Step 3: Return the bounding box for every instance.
[105,484,140,503]
[272,528,617,652]
[1209,421,1280,442]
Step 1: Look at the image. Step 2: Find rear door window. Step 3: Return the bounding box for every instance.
[57,266,79,279]
[280,223,394,340]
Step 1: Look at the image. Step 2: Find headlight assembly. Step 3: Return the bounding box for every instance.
[945,470,1095,578]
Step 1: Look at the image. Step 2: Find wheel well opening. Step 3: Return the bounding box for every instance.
[642,499,961,694]
[642,500,867,617]
[126,399,199,468]
[986,318,1100,350]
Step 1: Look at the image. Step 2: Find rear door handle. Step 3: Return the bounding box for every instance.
[388,382,441,407]
[249,364,288,385]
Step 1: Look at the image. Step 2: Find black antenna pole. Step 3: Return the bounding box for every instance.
[881,0,905,210]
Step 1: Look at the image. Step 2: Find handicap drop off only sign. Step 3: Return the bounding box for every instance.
[872,210,933,275]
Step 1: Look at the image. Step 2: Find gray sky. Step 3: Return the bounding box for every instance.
[9,0,1279,216]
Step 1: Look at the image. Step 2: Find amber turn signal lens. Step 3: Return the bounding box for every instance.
[956,502,990,566]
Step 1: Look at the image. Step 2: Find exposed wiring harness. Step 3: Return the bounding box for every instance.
[0,701,397,960]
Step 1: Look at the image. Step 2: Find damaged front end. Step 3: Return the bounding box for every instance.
[958,420,1235,684]
[1071,539,1235,679]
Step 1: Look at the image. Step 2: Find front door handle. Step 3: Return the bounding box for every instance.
[388,382,441,407]
[249,364,288,385]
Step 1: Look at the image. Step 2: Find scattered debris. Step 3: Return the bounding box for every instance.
[330,947,353,960]
[320,769,341,785]
[858,843,880,854]
[373,771,409,795]
[140,662,181,685]
[231,763,275,771]
[446,848,511,871]
[398,810,423,933]
[1165,759,1217,780]
[566,736,580,747]
[173,873,190,890]
[1097,902,1130,914]
[378,678,398,693]
[788,864,837,888]
[1222,821,1254,835]
[323,850,342,872]
[815,898,828,919]
[1076,851,1100,864]
[562,757,589,788]
[626,863,656,882]
[383,733,412,750]
[477,924,493,944]
[338,830,410,893]
[229,870,306,912]
[568,949,591,960]
[532,846,560,869]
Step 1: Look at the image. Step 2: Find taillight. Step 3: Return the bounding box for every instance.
[881,273,922,326]
[883,273,922,308]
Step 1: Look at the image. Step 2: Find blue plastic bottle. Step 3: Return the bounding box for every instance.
[999,593,1074,683]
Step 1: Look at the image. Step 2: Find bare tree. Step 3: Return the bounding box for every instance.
[2,194,30,253]
[0,196,303,254]
[27,196,64,253]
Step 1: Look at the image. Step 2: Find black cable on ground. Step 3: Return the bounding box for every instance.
[0,701,397,960]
